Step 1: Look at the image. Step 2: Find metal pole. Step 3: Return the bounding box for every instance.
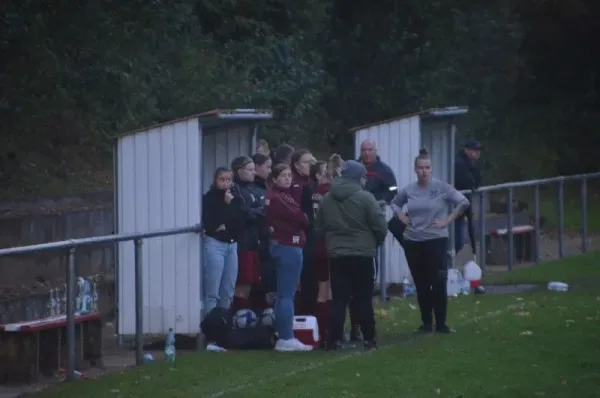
[378,244,387,303]
[378,202,387,303]
[507,188,514,271]
[134,239,144,365]
[66,248,77,381]
[581,177,588,253]
[557,180,564,258]
[533,185,541,263]
[478,192,487,274]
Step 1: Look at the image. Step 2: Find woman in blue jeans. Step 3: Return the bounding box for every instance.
[266,164,312,351]
[202,167,246,317]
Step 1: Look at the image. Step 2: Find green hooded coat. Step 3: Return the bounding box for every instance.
[315,178,388,258]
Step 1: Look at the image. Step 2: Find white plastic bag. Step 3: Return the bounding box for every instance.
[463,260,482,282]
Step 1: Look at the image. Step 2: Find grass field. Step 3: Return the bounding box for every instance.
[35,252,600,398]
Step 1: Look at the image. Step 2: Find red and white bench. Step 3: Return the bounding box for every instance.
[487,225,536,265]
[0,312,103,383]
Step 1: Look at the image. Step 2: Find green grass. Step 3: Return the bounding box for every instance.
[35,253,600,398]
[485,251,600,286]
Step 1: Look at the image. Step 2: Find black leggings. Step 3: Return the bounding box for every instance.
[403,238,448,327]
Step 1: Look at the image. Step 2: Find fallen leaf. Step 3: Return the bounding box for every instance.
[562,380,568,385]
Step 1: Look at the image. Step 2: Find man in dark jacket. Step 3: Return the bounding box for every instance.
[454,139,483,254]
[358,139,397,203]
[315,160,388,350]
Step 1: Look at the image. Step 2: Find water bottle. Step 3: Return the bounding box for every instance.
[164,328,176,362]
[547,281,569,292]
[402,277,415,297]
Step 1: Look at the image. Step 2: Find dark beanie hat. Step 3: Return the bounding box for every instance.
[340,160,367,181]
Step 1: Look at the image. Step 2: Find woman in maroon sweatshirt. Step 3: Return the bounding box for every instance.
[266,163,312,352]
[309,154,344,348]
[290,149,319,315]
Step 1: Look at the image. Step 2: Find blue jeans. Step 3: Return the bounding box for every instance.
[454,216,465,254]
[271,242,303,340]
[203,236,238,317]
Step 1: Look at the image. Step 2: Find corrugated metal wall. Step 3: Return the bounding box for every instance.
[117,118,202,335]
[354,117,421,283]
[201,126,252,192]
[420,120,453,184]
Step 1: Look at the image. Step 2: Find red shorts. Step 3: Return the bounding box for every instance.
[237,250,261,284]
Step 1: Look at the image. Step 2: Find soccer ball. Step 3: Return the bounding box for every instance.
[234,309,258,328]
[260,308,275,327]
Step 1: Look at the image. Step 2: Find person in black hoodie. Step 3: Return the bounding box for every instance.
[250,153,275,303]
[202,167,246,317]
[454,139,483,254]
[231,156,265,311]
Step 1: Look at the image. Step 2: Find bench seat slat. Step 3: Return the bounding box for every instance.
[0,312,101,333]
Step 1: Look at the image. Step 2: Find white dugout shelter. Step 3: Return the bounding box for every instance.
[351,107,469,284]
[114,109,273,336]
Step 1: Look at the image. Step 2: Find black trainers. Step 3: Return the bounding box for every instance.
[435,325,456,334]
[363,340,377,350]
[327,340,343,351]
[349,326,364,342]
[414,324,434,334]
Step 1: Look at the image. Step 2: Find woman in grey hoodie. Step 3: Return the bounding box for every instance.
[391,148,470,334]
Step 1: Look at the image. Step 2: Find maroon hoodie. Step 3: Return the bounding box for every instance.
[290,171,311,206]
[267,185,308,247]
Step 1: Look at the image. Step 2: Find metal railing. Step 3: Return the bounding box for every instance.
[377,172,600,297]
[462,172,600,272]
[0,224,201,381]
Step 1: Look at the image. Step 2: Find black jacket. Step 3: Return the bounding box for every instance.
[251,177,270,256]
[454,150,482,191]
[359,157,397,203]
[233,178,265,251]
[202,188,246,243]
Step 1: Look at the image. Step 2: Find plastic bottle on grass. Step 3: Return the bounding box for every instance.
[165,328,176,362]
[547,281,569,292]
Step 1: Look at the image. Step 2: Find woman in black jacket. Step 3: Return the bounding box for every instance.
[251,153,275,300]
[202,167,245,317]
[231,156,265,311]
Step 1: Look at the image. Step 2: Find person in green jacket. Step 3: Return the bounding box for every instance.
[315,160,387,350]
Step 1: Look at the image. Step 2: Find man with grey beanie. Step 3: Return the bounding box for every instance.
[315,160,388,350]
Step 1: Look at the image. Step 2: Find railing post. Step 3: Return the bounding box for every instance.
[557,179,565,258]
[533,185,541,263]
[378,202,387,303]
[478,191,486,274]
[581,177,588,253]
[507,188,514,271]
[134,239,144,365]
[66,247,77,381]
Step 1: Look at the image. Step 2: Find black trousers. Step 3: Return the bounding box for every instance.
[403,238,448,327]
[330,256,376,342]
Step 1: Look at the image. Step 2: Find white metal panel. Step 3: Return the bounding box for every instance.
[202,126,252,191]
[117,118,202,335]
[420,120,452,184]
[353,116,421,283]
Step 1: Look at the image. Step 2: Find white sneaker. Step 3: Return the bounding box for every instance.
[275,338,313,352]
